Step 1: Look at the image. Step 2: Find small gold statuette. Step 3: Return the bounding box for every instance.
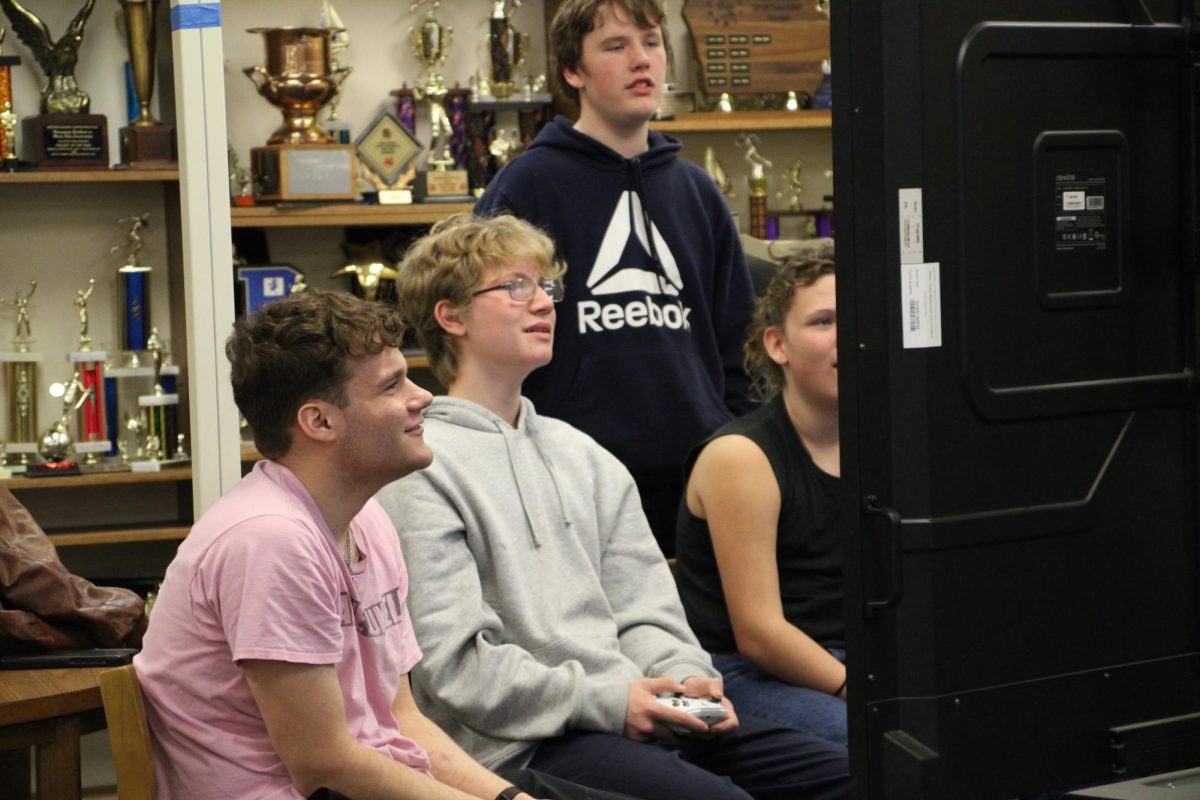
[333,241,398,302]
[74,276,94,349]
[0,24,22,170]
[1,279,35,347]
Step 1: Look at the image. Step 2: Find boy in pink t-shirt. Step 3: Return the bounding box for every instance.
[135,291,632,800]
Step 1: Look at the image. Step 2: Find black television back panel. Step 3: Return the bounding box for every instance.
[833,1,1200,797]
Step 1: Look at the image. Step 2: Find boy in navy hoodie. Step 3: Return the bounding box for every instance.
[474,0,755,556]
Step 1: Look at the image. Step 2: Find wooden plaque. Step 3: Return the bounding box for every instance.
[681,1,830,96]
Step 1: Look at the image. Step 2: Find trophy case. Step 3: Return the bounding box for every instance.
[0,0,240,589]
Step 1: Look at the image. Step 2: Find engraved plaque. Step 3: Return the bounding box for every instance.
[681,1,830,96]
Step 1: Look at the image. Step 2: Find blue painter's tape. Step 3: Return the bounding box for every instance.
[170,3,221,31]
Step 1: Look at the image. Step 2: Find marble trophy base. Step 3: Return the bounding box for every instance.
[1,441,37,474]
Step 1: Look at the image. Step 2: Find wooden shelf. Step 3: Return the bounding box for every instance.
[651,109,831,133]
[47,524,191,548]
[0,168,179,184]
[231,202,475,228]
[2,465,191,491]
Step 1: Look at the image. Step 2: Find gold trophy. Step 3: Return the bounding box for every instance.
[0,280,42,466]
[69,278,110,463]
[32,371,90,475]
[112,212,153,366]
[737,132,771,239]
[409,9,470,202]
[132,326,177,472]
[245,26,356,201]
[118,0,175,167]
[0,0,107,167]
[488,1,528,101]
[0,25,21,170]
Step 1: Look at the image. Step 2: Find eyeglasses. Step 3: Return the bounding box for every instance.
[472,275,564,303]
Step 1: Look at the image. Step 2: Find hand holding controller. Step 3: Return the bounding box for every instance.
[653,692,729,734]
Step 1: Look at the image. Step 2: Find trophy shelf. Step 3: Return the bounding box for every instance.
[45,523,191,548]
[650,109,831,133]
[0,168,179,185]
[1,466,191,491]
[230,202,475,229]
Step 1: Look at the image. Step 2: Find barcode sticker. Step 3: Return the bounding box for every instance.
[899,188,925,264]
[901,262,942,349]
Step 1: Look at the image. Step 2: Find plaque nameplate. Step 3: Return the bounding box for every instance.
[414,168,472,203]
[682,1,829,96]
[251,144,357,202]
[23,114,108,168]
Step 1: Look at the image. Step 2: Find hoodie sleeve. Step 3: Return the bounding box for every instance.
[380,469,638,741]
[588,448,720,683]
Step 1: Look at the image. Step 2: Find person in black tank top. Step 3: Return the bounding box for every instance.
[675,259,847,745]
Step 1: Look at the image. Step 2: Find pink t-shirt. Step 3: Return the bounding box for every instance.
[135,461,429,799]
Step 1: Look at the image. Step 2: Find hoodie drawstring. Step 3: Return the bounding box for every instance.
[492,404,572,548]
[628,156,673,293]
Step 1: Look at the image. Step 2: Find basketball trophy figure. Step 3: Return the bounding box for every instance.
[2,279,35,344]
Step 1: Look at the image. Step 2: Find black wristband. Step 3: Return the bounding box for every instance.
[496,786,523,800]
[833,677,847,696]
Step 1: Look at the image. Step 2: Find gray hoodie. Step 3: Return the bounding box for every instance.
[376,396,716,769]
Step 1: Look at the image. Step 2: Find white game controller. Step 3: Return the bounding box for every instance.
[653,692,729,733]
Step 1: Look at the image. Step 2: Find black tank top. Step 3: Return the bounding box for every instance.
[674,394,844,653]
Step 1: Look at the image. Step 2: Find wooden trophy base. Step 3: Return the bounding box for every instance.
[252,143,357,202]
[22,114,108,168]
[120,122,177,168]
[414,168,473,203]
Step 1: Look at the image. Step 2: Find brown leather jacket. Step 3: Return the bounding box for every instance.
[0,486,147,654]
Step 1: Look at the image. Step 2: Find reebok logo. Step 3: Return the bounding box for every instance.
[579,294,693,332]
[580,192,692,334]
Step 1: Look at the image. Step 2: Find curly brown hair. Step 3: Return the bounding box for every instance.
[225,289,406,459]
[550,0,666,106]
[395,213,564,388]
[744,258,836,401]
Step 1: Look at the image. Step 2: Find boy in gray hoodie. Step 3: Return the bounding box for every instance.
[376,213,852,800]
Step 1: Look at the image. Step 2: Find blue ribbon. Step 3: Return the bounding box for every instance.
[170,3,221,31]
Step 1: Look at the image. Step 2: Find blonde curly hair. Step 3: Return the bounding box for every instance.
[396,213,565,388]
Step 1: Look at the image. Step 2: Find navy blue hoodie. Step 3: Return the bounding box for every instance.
[475,117,755,496]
